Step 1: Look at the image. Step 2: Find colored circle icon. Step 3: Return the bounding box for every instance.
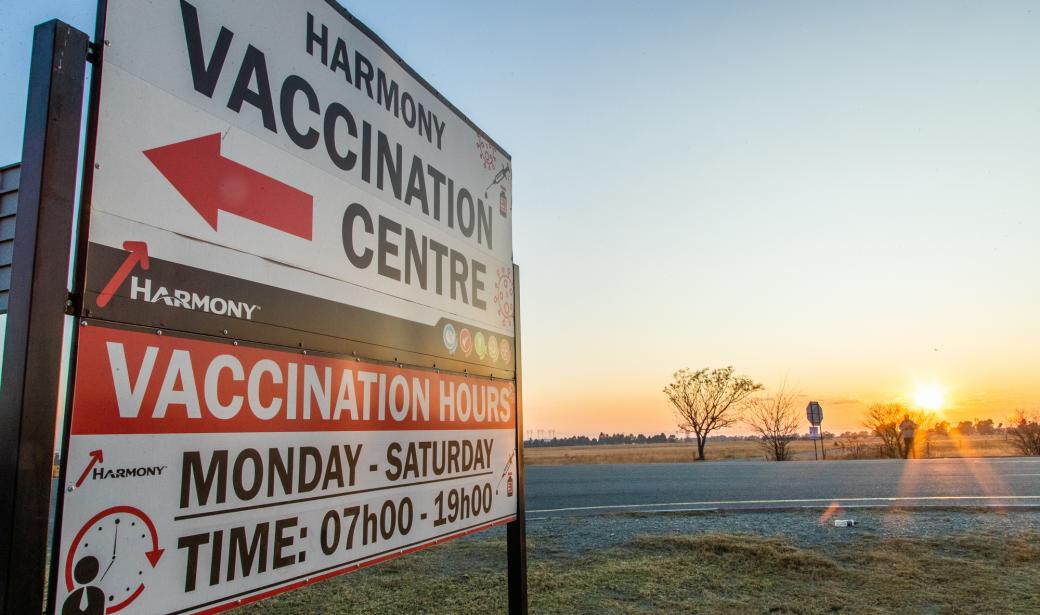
[488,335,499,361]
[474,332,487,360]
[499,338,510,363]
[459,328,473,356]
[442,323,457,354]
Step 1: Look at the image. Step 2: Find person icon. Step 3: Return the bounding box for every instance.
[62,555,105,615]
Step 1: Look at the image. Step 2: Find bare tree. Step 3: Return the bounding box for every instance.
[863,403,935,458]
[1007,410,1040,456]
[663,367,762,461]
[744,382,801,461]
[863,403,903,458]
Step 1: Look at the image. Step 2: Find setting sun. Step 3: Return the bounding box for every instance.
[911,383,946,412]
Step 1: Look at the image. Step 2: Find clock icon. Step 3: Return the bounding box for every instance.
[63,506,164,614]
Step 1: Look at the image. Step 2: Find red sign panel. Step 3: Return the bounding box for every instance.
[56,324,517,614]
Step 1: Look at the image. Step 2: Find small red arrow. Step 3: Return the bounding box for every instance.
[144,133,313,240]
[96,241,149,308]
[74,449,104,488]
[138,508,165,567]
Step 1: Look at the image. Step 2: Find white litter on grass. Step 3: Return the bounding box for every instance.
[833,519,857,527]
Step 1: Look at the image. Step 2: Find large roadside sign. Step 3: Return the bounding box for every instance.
[55,1,519,613]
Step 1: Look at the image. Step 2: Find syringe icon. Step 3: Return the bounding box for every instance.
[484,163,512,197]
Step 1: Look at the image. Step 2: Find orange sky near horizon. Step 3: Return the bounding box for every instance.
[520,323,1040,437]
[523,375,1040,439]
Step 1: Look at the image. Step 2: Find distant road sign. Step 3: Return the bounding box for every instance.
[809,425,821,440]
[806,401,823,425]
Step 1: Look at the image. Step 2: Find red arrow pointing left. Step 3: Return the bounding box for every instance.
[144,133,313,240]
[74,449,103,488]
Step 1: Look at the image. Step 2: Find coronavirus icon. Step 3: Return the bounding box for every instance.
[442,323,458,354]
[459,328,473,356]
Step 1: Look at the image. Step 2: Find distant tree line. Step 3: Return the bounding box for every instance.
[834,418,1006,440]
[857,404,1040,459]
[524,431,835,448]
[930,419,1001,436]
[525,433,682,447]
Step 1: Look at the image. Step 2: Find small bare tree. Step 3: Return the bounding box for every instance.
[663,367,761,461]
[1007,410,1040,456]
[863,403,934,458]
[744,382,801,461]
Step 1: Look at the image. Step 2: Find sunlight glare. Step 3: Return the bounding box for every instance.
[911,383,946,411]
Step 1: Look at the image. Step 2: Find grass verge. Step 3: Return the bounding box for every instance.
[236,528,1040,614]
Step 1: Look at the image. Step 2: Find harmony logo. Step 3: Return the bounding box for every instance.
[95,240,260,320]
[129,276,260,320]
[91,464,168,481]
[96,240,150,308]
[74,449,168,485]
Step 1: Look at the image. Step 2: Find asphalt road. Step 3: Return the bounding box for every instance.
[525,457,1040,518]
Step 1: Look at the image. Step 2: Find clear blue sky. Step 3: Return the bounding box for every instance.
[3,1,1039,434]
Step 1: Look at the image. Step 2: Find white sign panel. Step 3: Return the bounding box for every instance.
[83,0,514,372]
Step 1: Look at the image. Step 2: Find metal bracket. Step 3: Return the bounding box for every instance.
[86,41,100,64]
[64,292,78,315]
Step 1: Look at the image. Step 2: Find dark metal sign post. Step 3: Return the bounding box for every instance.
[0,20,88,614]
[507,265,528,614]
[806,401,825,461]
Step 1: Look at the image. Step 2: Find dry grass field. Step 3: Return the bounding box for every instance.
[524,435,1021,465]
[238,525,1040,614]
